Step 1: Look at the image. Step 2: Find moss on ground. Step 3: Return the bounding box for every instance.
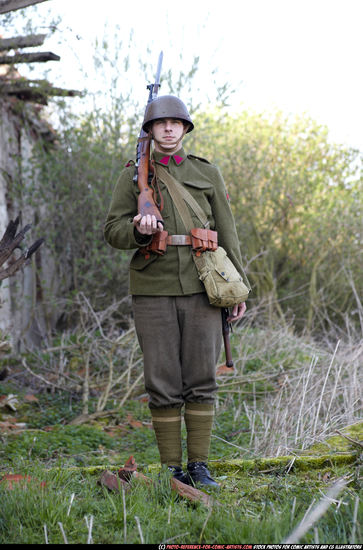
[305,421,363,454]
[47,450,358,480]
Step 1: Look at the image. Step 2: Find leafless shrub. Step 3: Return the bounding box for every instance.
[13,284,363,444]
[20,292,145,419]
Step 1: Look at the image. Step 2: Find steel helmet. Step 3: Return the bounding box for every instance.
[142,95,194,133]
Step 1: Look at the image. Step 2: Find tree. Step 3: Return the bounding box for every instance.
[188,108,363,333]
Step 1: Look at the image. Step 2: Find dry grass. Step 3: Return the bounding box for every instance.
[218,297,363,457]
[8,290,363,457]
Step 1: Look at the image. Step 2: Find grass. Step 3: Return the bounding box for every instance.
[0,460,361,544]
[0,321,362,544]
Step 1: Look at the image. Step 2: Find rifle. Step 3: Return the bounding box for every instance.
[133,51,164,225]
[221,308,234,368]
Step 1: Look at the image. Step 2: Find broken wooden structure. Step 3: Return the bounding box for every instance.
[0,0,82,104]
[0,214,43,282]
[0,0,48,13]
[0,0,79,346]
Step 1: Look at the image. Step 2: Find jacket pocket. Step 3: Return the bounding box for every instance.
[183,180,213,190]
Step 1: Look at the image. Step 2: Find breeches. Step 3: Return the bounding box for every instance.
[132,293,222,408]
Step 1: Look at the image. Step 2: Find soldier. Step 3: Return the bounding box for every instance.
[104,95,246,487]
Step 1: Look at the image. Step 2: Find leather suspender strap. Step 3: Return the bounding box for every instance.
[155,164,210,232]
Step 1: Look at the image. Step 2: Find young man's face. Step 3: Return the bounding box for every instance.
[151,118,186,154]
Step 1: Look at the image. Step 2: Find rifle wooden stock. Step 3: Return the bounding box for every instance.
[136,129,164,224]
[135,51,164,225]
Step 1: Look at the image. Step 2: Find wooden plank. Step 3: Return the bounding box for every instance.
[0,33,47,50]
[0,0,48,14]
[0,79,82,104]
[0,51,60,64]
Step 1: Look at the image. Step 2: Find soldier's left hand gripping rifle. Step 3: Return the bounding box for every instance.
[133,51,164,226]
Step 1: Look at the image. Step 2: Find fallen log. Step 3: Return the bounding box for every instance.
[170,477,215,507]
[48,448,360,480]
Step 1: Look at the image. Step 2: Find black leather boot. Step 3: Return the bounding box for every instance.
[186,461,219,488]
[167,466,190,485]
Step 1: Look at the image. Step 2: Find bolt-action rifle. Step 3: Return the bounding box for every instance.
[133,51,164,225]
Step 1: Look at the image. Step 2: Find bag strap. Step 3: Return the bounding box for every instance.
[155,164,210,232]
[155,164,251,291]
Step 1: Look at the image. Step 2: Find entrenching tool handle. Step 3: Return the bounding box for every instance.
[221,308,234,368]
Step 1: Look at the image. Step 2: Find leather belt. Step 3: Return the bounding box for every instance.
[140,229,218,258]
[167,234,192,246]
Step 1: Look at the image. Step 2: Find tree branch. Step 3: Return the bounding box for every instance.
[336,429,363,449]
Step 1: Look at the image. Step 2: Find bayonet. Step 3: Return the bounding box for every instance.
[146,50,163,103]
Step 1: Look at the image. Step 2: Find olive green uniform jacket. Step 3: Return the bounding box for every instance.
[104,147,243,296]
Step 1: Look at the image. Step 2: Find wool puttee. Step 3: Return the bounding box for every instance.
[150,407,183,467]
[150,403,215,466]
[184,402,214,463]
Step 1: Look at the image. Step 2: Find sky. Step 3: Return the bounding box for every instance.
[5,0,363,151]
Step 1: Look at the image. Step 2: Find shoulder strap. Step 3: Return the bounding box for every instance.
[155,164,209,232]
[187,154,211,164]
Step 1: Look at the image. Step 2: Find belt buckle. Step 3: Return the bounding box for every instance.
[171,235,188,245]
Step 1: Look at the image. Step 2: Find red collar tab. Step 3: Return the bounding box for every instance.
[159,155,184,166]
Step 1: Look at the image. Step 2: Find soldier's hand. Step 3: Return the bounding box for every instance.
[133,213,163,235]
[227,302,246,322]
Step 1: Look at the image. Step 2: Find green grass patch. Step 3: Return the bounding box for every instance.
[1,425,118,465]
[0,460,361,544]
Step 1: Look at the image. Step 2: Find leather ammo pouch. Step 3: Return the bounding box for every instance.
[142,227,218,257]
[144,230,168,255]
[190,228,218,255]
